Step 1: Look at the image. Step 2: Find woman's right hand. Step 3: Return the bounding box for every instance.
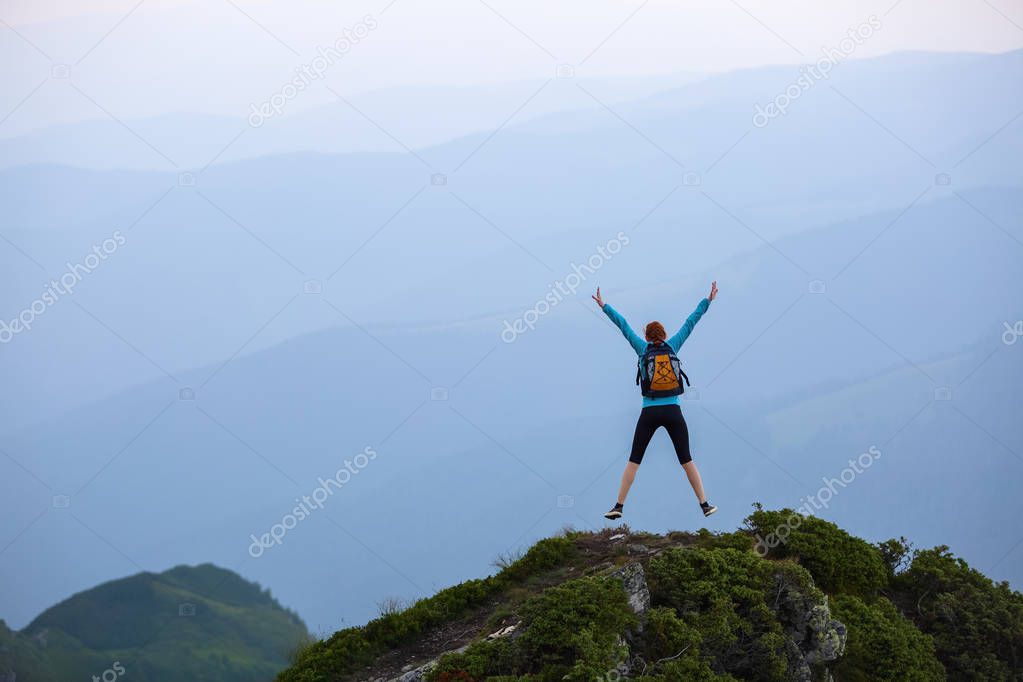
[592,287,604,308]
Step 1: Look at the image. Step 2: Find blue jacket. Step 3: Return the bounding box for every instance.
[602,298,710,407]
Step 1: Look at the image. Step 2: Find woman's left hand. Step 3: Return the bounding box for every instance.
[708,281,718,301]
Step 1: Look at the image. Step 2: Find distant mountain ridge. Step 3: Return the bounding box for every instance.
[0,563,308,681]
[0,73,704,171]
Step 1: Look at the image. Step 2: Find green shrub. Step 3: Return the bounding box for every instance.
[280,537,579,681]
[634,659,735,681]
[831,594,944,681]
[639,606,730,680]
[282,579,498,682]
[517,576,635,668]
[562,626,630,682]
[429,637,515,680]
[364,579,491,648]
[494,537,577,585]
[693,528,756,552]
[430,576,635,682]
[877,536,913,578]
[892,546,1023,680]
[745,508,888,599]
[646,547,796,680]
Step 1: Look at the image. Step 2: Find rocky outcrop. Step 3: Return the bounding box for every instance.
[608,562,652,624]
[385,552,845,682]
[771,571,847,681]
[389,643,467,682]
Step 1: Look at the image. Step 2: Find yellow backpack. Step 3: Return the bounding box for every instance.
[636,343,689,398]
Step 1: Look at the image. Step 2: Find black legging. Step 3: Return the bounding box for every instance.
[629,404,692,465]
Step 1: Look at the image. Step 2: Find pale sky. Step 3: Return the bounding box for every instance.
[1,0,1021,133]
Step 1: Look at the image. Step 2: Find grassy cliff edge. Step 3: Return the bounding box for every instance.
[281,507,1023,682]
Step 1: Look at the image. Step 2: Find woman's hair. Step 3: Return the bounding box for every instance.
[645,321,666,343]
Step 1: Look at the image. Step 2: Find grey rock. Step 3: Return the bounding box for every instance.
[485,623,518,640]
[806,616,846,665]
[390,643,469,682]
[396,667,428,682]
[785,638,813,682]
[770,571,847,678]
[608,562,652,632]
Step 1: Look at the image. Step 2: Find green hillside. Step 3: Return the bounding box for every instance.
[0,563,309,682]
[281,507,1023,681]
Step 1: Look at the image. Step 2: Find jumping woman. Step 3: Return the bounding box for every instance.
[593,282,719,520]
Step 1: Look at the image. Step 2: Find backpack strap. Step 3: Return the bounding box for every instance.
[637,343,655,381]
[637,342,667,383]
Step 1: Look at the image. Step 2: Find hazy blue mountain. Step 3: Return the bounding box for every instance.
[2,49,1021,429]
[0,74,703,171]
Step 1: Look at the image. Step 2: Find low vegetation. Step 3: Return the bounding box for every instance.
[280,537,578,682]
[279,509,1023,681]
